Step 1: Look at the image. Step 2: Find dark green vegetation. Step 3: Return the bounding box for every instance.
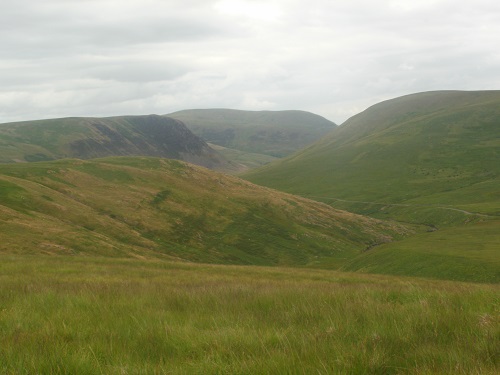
[0,157,408,267]
[167,109,336,169]
[0,115,234,171]
[245,91,500,282]
[1,255,498,374]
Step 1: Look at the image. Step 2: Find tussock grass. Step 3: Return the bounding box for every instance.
[0,255,498,374]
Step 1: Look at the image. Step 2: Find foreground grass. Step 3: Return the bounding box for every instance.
[0,255,498,374]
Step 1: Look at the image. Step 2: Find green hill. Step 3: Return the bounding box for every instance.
[244,91,500,282]
[0,157,409,267]
[245,91,500,224]
[166,109,336,165]
[0,115,235,171]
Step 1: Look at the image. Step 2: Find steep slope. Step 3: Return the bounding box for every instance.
[0,157,409,267]
[244,91,500,282]
[245,91,500,224]
[167,109,337,160]
[0,115,234,171]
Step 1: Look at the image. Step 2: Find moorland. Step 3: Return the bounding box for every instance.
[0,90,498,374]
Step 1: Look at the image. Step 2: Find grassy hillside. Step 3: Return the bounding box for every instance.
[0,115,234,171]
[343,220,500,283]
[167,109,336,159]
[1,255,498,374]
[244,91,500,221]
[244,91,500,281]
[0,157,409,267]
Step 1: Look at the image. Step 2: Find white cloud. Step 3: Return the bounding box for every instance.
[1,0,499,124]
[214,0,283,22]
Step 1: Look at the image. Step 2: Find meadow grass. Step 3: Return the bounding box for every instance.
[0,255,498,374]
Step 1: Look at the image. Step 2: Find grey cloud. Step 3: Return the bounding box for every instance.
[0,1,230,60]
[1,0,500,124]
[85,61,190,83]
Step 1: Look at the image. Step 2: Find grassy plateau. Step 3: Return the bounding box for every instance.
[0,255,498,374]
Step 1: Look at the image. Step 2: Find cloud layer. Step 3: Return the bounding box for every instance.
[1,0,499,124]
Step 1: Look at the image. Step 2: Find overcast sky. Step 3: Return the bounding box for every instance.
[1,0,499,124]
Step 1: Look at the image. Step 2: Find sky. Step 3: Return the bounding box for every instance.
[1,0,499,125]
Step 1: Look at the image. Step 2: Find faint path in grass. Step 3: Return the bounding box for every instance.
[304,196,498,218]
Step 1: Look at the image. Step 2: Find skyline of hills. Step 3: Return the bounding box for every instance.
[0,90,498,282]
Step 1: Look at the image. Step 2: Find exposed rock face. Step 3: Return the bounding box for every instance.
[69,115,230,169]
[0,115,234,171]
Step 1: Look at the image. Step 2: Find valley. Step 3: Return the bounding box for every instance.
[244,90,500,283]
[167,109,336,170]
[0,90,498,374]
[1,91,498,282]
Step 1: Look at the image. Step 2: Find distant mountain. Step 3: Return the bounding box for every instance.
[244,91,500,282]
[0,157,409,267]
[0,115,234,171]
[166,109,337,164]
